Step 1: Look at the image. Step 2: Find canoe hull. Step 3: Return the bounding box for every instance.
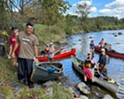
[38,48,76,61]
[95,46,124,59]
[31,62,64,83]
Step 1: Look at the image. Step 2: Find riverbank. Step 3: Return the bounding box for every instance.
[0,58,75,99]
[0,24,77,99]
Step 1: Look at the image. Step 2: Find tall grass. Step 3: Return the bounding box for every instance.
[0,58,16,81]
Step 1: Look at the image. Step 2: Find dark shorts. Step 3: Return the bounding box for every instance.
[18,58,33,85]
[99,64,107,76]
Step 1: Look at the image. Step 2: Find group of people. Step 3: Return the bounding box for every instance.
[83,38,109,82]
[8,23,39,88]
[7,22,67,88]
[6,23,110,88]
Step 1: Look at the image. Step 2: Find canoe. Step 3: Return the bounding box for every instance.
[95,46,124,59]
[38,48,76,61]
[71,56,119,94]
[30,62,64,83]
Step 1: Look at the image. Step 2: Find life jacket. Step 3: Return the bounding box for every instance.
[84,59,92,68]
[83,67,92,80]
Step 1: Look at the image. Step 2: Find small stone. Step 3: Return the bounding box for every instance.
[43,81,54,87]
[45,87,53,96]
[80,95,88,99]
[77,82,90,95]
[102,94,114,99]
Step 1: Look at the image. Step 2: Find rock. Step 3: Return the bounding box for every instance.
[42,81,55,87]
[78,39,81,41]
[102,94,114,99]
[80,95,88,99]
[118,32,123,35]
[13,86,24,95]
[45,86,53,96]
[58,39,68,44]
[89,36,92,39]
[8,81,24,96]
[77,82,86,88]
[77,82,90,95]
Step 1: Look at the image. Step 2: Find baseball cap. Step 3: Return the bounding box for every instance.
[11,26,19,30]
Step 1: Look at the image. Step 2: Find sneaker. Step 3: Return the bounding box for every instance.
[29,84,34,89]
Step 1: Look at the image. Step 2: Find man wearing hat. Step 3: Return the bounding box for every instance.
[8,26,19,68]
[98,48,109,76]
[12,23,39,88]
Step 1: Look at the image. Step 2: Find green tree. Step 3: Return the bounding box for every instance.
[76,2,92,32]
[38,0,71,25]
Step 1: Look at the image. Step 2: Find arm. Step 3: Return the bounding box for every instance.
[11,42,19,58]
[8,45,12,56]
[34,45,39,66]
[102,55,109,71]
[34,45,38,58]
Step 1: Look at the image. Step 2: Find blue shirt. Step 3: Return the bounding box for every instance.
[98,54,109,65]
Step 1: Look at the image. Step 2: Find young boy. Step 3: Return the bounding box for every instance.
[8,26,19,68]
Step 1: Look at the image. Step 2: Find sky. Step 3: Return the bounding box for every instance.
[66,0,124,19]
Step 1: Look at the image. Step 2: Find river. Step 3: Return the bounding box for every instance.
[59,30,124,99]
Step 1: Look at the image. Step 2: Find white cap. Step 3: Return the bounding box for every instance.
[101,48,105,52]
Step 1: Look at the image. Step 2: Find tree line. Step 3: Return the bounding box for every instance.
[0,0,124,35]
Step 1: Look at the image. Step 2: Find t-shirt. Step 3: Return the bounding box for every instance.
[17,32,39,59]
[9,34,19,55]
[98,54,109,65]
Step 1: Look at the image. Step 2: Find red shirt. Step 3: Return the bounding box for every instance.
[9,34,19,55]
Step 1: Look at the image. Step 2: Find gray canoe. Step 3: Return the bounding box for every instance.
[30,62,64,83]
[71,56,119,94]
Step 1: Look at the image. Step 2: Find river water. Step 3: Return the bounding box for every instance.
[59,30,124,99]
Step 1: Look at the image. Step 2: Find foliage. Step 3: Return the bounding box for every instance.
[37,0,71,25]
[0,85,15,99]
[0,58,16,81]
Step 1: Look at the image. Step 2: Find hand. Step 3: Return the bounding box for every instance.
[11,53,15,58]
[35,58,39,66]
[102,67,105,72]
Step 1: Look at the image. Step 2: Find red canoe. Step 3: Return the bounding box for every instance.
[95,46,124,59]
[38,48,76,61]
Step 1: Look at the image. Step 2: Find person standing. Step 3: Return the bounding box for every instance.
[98,48,109,76]
[8,26,19,68]
[89,40,95,55]
[83,52,98,82]
[99,38,105,48]
[12,23,39,88]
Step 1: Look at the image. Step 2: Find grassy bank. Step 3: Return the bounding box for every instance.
[34,24,66,47]
[0,23,74,99]
[0,58,72,99]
